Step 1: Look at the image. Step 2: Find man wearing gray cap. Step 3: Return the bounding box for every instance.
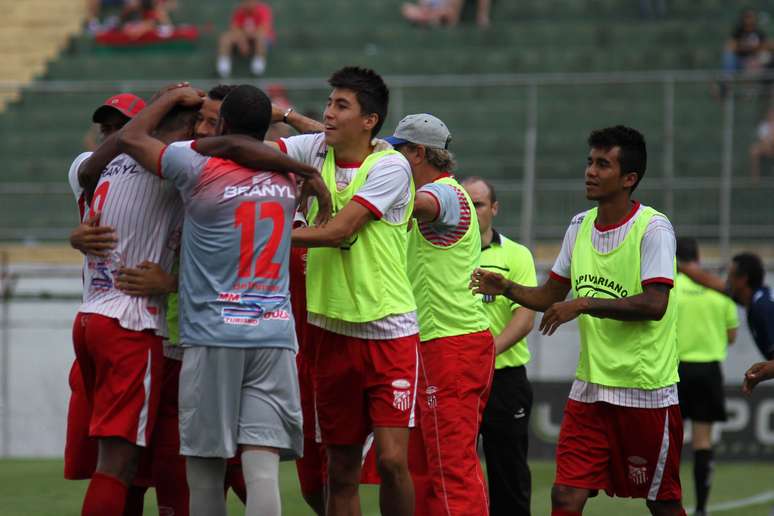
[387,114,495,516]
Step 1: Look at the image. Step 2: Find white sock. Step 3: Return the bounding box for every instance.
[186,457,227,516]
[242,449,281,516]
[251,56,266,76]
[217,56,231,78]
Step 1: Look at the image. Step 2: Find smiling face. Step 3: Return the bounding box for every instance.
[195,96,222,138]
[584,146,637,201]
[323,88,377,148]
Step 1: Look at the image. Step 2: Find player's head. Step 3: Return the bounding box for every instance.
[387,113,456,174]
[154,105,200,143]
[217,84,272,140]
[462,176,498,236]
[585,125,647,201]
[676,237,699,263]
[728,252,765,301]
[325,66,389,145]
[740,8,758,30]
[92,93,145,141]
[195,84,238,138]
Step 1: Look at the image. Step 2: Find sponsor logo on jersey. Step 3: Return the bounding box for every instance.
[627,456,648,485]
[574,274,629,299]
[392,379,411,389]
[222,305,264,326]
[223,183,294,200]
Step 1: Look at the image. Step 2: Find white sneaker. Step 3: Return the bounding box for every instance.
[217,56,231,78]
[251,56,266,76]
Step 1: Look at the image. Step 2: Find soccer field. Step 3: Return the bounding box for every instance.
[3,459,774,515]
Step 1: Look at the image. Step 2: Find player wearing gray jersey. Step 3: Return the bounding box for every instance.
[117,84,328,516]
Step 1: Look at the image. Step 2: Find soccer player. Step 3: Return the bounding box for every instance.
[462,176,537,516]
[471,126,685,516]
[65,93,144,486]
[116,84,323,516]
[674,237,738,516]
[71,96,200,516]
[385,114,494,516]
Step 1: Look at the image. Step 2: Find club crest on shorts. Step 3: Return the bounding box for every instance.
[393,388,411,412]
[627,456,648,486]
[425,385,438,409]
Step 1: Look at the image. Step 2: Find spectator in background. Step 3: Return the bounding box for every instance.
[120,0,173,39]
[217,0,275,78]
[724,9,769,74]
[86,0,126,33]
[401,0,490,28]
[749,106,774,182]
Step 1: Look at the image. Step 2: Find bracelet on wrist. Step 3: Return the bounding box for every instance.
[283,107,294,124]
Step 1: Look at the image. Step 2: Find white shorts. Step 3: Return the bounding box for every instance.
[178,346,303,460]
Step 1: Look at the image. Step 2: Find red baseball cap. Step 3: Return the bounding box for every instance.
[92,93,146,123]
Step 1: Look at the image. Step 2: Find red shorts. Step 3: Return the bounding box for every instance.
[418,330,494,516]
[72,312,164,446]
[556,399,683,501]
[64,358,98,480]
[312,325,419,446]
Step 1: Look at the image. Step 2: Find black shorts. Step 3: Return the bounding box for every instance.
[677,361,727,423]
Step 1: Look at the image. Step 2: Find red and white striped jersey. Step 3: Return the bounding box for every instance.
[78,153,183,334]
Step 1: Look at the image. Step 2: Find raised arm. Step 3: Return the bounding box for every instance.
[471,269,571,312]
[678,261,727,293]
[117,86,204,174]
[78,132,123,202]
[271,105,324,134]
[193,135,331,225]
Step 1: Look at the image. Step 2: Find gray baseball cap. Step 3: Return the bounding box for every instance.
[385,113,452,149]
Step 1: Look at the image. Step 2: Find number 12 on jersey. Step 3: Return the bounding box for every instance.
[235,201,285,279]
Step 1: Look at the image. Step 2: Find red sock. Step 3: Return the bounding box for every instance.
[154,458,189,516]
[82,472,128,516]
[552,511,582,516]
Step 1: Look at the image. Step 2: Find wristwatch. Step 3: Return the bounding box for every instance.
[283,107,294,124]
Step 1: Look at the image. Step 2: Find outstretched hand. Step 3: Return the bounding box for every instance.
[743,361,774,395]
[469,268,508,296]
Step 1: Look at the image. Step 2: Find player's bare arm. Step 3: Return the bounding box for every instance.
[291,200,373,248]
[193,134,332,225]
[539,283,670,336]
[69,213,117,258]
[271,104,324,134]
[412,191,440,223]
[470,268,571,312]
[494,308,535,355]
[78,132,123,202]
[117,86,205,174]
[115,261,178,297]
[678,260,726,293]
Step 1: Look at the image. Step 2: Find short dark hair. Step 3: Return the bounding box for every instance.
[587,125,648,193]
[208,84,238,101]
[676,237,699,262]
[461,176,497,204]
[156,105,200,134]
[732,252,765,290]
[328,66,389,137]
[220,84,272,140]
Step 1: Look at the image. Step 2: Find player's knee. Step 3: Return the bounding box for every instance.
[551,484,585,511]
[375,449,408,483]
